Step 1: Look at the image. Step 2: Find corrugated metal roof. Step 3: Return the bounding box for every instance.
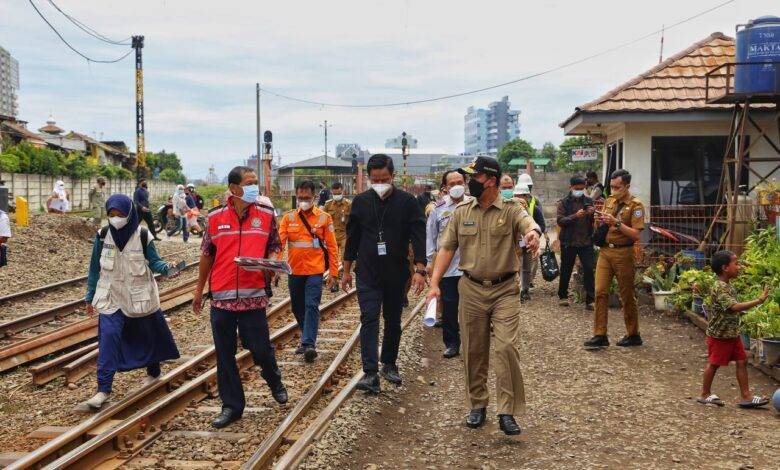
[561,32,739,127]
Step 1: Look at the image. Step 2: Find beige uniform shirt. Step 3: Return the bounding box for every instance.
[440,195,539,280]
[600,194,645,246]
[323,198,351,238]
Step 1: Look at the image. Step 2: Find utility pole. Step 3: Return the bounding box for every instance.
[256,83,262,186]
[401,131,408,178]
[659,24,665,64]
[132,35,146,174]
[320,120,333,170]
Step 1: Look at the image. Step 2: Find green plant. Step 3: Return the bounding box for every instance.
[197,184,228,204]
[676,268,716,294]
[99,164,133,180]
[740,301,780,338]
[0,152,20,172]
[159,168,186,184]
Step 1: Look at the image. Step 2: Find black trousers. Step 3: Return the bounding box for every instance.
[440,276,461,349]
[210,306,282,414]
[356,278,405,374]
[137,208,159,238]
[558,245,596,303]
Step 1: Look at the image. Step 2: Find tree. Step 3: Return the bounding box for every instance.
[497,139,537,174]
[159,168,186,184]
[554,136,603,173]
[540,142,557,161]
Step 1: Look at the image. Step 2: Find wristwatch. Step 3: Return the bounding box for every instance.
[415,268,427,276]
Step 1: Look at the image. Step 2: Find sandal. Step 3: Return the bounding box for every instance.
[697,394,725,406]
[737,396,769,408]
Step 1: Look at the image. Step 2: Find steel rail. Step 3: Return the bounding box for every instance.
[273,297,426,469]
[0,274,200,373]
[34,291,356,470]
[0,261,200,338]
[0,247,197,304]
[5,296,295,470]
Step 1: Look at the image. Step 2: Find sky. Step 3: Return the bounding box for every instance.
[1,0,776,180]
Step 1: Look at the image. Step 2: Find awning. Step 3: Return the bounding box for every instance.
[530,158,551,166]
[507,158,526,167]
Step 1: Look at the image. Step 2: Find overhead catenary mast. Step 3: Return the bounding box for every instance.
[132,35,146,173]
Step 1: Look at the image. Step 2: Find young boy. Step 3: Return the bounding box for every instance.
[698,250,770,408]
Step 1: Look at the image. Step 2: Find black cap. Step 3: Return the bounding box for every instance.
[458,156,500,176]
[570,175,587,186]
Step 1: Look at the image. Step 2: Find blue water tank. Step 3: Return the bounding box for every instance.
[735,16,780,94]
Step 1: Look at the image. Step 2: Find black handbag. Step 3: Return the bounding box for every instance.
[539,234,559,282]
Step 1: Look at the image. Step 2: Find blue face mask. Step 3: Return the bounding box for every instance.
[501,189,514,199]
[572,189,585,198]
[239,184,259,203]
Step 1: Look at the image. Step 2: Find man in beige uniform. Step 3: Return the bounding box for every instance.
[322,182,351,292]
[584,169,645,348]
[427,156,540,436]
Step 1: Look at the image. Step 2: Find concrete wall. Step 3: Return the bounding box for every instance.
[0,172,177,211]
[599,116,779,206]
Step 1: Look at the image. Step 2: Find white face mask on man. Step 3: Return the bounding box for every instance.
[333,194,343,201]
[371,183,392,199]
[448,184,466,200]
[297,200,313,211]
[109,215,129,229]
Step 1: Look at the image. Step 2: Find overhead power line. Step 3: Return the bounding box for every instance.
[27,0,132,63]
[260,0,736,108]
[45,0,131,46]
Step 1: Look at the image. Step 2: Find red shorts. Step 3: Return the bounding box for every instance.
[706,336,746,366]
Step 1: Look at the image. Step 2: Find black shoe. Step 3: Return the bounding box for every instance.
[356,373,381,394]
[294,345,306,355]
[443,347,460,359]
[304,346,318,363]
[270,381,288,404]
[380,364,402,385]
[465,408,486,428]
[498,414,522,435]
[211,408,241,429]
[616,335,643,347]
[583,335,609,348]
[520,290,531,301]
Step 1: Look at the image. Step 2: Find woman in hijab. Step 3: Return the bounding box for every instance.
[46,180,70,214]
[84,194,180,409]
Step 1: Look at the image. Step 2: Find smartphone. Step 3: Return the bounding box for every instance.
[167,260,187,276]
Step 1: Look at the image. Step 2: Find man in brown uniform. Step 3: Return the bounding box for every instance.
[584,169,645,349]
[426,156,541,436]
[322,182,351,292]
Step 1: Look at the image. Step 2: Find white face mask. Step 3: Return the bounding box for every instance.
[109,216,129,229]
[297,200,313,211]
[448,185,465,200]
[333,194,343,201]
[372,183,392,199]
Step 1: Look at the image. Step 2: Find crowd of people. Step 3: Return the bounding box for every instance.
[6,151,766,433]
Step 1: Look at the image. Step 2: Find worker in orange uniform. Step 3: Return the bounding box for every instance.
[278,179,340,363]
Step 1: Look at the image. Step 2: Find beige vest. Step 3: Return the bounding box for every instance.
[92,228,161,317]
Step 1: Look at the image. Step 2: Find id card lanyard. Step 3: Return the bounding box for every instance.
[373,195,389,256]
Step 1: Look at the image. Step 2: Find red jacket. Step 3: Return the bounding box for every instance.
[207,200,275,301]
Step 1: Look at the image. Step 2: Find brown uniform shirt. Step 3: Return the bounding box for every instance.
[323,198,351,238]
[600,194,645,245]
[440,195,539,280]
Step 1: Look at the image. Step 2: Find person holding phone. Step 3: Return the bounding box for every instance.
[556,175,596,309]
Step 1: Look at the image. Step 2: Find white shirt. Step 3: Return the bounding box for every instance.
[0,210,11,239]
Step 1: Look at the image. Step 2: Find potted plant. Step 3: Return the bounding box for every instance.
[676,268,716,315]
[755,180,779,206]
[644,254,689,311]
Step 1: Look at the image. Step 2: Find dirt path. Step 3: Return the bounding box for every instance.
[310,282,779,469]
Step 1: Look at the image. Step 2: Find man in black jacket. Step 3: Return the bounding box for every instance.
[341,154,427,394]
[556,175,596,309]
[133,179,161,241]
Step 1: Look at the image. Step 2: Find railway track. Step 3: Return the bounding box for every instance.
[6,292,306,469]
[0,266,200,374]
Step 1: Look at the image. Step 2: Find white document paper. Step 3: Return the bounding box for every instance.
[423,298,437,327]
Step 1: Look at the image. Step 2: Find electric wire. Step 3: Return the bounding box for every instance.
[259,0,737,108]
[45,0,131,46]
[27,0,133,64]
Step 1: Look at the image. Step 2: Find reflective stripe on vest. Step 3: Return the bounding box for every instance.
[529,197,537,215]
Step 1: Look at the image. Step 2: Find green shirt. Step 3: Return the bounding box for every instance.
[705,280,739,338]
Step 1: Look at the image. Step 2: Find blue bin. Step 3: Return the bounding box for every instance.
[682,249,705,269]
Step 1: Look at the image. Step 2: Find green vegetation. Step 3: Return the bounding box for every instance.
[496,138,536,174]
[197,184,228,205]
[554,136,603,173]
[149,150,186,184]
[733,227,780,338]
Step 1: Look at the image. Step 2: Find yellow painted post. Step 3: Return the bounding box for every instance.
[15,197,28,227]
[212,198,220,209]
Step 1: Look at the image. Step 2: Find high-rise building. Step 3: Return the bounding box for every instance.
[464,96,520,156]
[0,45,20,118]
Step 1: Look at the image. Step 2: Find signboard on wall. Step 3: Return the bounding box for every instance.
[571,147,599,162]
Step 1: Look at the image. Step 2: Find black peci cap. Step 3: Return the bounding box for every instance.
[570,175,587,186]
[458,156,500,176]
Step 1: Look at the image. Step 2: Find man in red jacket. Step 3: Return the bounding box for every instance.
[193,166,288,429]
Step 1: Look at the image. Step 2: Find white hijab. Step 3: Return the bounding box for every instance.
[53,180,67,200]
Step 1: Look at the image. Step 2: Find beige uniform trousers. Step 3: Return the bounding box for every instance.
[459,275,525,415]
[594,246,639,336]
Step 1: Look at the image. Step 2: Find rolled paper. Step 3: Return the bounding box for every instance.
[423,298,437,327]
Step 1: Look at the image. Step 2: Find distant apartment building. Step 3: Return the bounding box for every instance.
[0,45,20,118]
[464,96,520,155]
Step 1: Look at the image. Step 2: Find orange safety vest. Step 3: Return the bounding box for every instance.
[279,207,339,277]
